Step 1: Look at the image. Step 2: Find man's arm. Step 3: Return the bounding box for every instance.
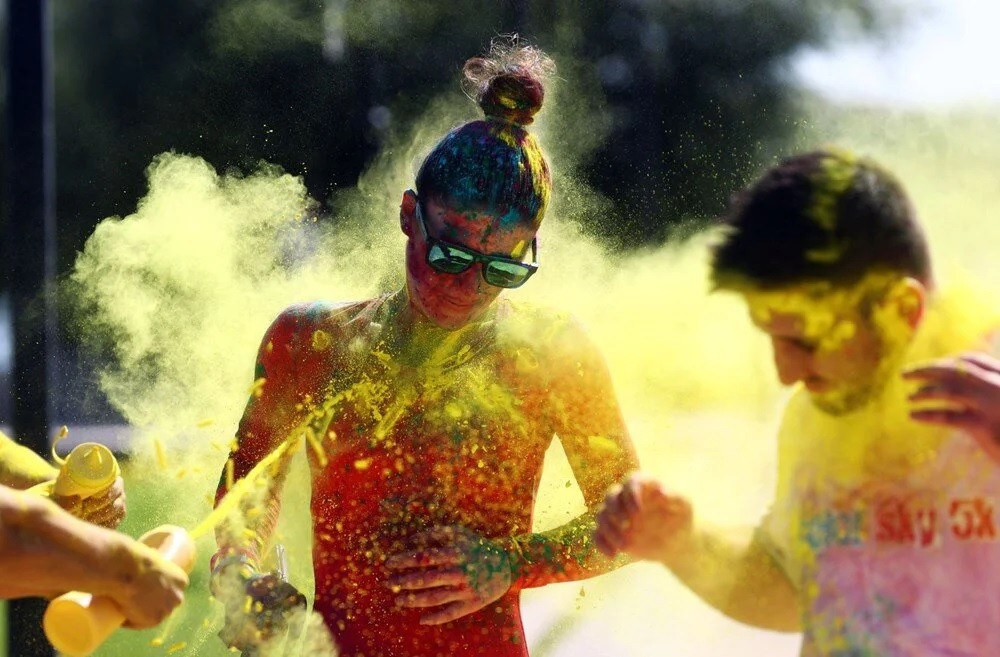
[507,317,640,590]
[384,315,639,624]
[0,484,187,629]
[596,473,800,632]
[667,529,800,631]
[213,309,304,570]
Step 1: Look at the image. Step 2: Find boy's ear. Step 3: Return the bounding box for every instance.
[887,277,926,329]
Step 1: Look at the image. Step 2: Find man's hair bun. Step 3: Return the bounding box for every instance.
[462,36,555,126]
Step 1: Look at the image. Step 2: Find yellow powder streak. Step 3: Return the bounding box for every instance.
[188,436,298,540]
[154,438,168,470]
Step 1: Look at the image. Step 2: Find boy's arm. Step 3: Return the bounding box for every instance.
[665,527,801,631]
[596,473,801,632]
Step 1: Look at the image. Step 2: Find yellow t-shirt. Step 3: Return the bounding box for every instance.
[760,290,1000,656]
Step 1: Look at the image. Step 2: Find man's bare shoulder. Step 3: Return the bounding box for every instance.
[273,298,383,333]
[260,297,385,358]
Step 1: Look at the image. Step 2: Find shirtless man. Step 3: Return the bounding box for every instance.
[214,41,638,656]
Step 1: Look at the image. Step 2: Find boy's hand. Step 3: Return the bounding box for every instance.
[906,352,1000,464]
[595,472,694,565]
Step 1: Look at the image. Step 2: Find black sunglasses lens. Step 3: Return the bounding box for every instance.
[427,243,475,273]
[484,261,532,288]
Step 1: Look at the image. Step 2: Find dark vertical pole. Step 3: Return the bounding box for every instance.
[4,0,56,654]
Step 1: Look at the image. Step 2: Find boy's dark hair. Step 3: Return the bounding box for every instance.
[710,149,932,291]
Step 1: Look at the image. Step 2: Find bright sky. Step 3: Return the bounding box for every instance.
[793,0,1000,107]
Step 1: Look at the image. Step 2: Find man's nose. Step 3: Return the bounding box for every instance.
[451,264,484,295]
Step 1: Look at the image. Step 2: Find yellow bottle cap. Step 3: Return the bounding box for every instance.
[54,443,119,498]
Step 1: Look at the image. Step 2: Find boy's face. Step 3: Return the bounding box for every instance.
[746,278,922,415]
[751,302,886,415]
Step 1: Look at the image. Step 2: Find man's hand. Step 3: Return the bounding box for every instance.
[215,567,307,652]
[52,476,127,528]
[109,541,189,630]
[905,352,1000,464]
[384,525,511,625]
[595,472,693,565]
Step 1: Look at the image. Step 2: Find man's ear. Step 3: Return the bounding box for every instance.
[886,277,926,329]
[400,190,418,237]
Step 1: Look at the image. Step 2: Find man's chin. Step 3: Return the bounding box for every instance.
[425,307,486,331]
[809,387,875,416]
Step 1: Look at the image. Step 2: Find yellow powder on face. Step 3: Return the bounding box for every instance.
[744,273,902,352]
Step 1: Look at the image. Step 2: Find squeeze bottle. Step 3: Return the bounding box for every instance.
[43,524,196,657]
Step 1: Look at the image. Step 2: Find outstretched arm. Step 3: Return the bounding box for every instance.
[0,484,188,628]
[0,430,57,490]
[595,473,800,632]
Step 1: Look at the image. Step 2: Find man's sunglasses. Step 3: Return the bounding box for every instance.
[413,196,539,289]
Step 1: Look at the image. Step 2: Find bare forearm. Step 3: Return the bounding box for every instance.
[508,510,627,591]
[0,487,140,599]
[663,530,800,632]
[0,437,58,490]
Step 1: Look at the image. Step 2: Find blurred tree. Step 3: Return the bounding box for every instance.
[523,0,902,242]
[0,0,10,428]
[52,0,900,263]
[45,0,901,327]
[51,0,526,275]
[1,0,8,254]
[7,0,900,423]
